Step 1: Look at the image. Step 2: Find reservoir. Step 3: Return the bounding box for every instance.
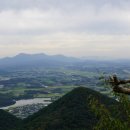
[0,98,52,109]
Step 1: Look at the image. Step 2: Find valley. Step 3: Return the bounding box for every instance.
[0,54,130,119]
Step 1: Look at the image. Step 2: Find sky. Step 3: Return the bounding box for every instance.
[0,0,130,59]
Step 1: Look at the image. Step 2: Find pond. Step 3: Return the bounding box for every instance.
[0,98,52,109]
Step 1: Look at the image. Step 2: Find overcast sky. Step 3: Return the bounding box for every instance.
[0,0,130,59]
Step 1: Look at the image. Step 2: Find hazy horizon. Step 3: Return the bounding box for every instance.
[0,52,130,61]
[0,0,130,59]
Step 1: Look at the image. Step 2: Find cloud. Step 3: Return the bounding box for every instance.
[0,0,130,58]
[0,0,129,11]
[0,1,130,35]
[0,34,130,59]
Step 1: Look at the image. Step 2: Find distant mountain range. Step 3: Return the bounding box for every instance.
[0,87,118,130]
[0,53,80,70]
[0,53,130,71]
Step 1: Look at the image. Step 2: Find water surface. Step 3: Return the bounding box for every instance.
[0,98,51,109]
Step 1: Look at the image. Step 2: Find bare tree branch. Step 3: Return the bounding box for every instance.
[109,75,130,95]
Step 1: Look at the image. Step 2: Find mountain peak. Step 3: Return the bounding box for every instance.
[0,53,80,70]
[24,87,117,130]
[15,53,46,57]
[15,53,30,57]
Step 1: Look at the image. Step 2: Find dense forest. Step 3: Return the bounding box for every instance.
[0,109,22,130]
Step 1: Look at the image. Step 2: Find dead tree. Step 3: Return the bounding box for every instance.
[109,75,130,95]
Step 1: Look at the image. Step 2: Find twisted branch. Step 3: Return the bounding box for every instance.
[109,75,130,95]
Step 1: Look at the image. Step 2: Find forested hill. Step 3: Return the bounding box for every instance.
[0,109,22,130]
[23,87,117,130]
[0,87,118,130]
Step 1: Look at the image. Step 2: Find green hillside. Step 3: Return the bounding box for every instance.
[0,109,22,130]
[0,87,119,130]
[23,87,117,130]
